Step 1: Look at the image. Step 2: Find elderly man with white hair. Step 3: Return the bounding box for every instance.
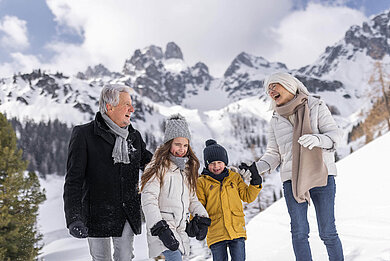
[240,72,344,261]
[64,84,153,261]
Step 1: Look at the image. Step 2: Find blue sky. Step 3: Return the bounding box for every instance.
[0,0,82,61]
[0,0,388,77]
[294,0,389,14]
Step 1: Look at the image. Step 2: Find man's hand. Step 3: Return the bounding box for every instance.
[69,220,88,238]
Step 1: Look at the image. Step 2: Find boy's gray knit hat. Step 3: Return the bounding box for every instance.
[163,114,191,143]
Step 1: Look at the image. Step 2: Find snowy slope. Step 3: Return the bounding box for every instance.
[37,175,150,261]
[38,132,390,260]
[246,132,390,261]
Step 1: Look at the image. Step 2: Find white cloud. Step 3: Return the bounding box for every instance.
[0,63,15,77]
[0,52,42,77]
[44,0,292,76]
[0,1,369,77]
[267,3,367,69]
[0,15,30,50]
[0,45,94,78]
[44,41,98,73]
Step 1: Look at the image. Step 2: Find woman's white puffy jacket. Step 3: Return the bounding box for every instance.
[141,161,208,258]
[260,96,343,182]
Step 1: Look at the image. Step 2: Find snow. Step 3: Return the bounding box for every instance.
[163,58,189,73]
[38,132,390,260]
[246,131,390,261]
[38,175,150,261]
[182,80,231,111]
[0,76,101,126]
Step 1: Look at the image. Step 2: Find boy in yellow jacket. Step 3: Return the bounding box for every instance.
[196,139,262,261]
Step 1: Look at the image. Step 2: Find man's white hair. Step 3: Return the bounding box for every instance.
[99,84,133,114]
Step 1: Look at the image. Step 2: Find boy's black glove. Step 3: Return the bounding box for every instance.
[151,220,179,251]
[69,220,88,238]
[186,215,211,240]
[239,162,262,186]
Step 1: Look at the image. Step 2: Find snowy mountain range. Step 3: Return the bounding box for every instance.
[1,10,390,174]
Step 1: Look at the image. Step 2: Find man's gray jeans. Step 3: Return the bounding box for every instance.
[87,221,135,261]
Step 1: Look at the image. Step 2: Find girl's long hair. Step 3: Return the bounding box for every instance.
[140,139,200,193]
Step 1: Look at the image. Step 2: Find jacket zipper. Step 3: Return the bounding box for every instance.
[178,169,186,255]
[168,177,172,197]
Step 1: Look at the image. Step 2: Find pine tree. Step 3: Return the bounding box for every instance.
[0,113,46,261]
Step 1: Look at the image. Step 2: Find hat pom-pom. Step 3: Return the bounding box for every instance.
[168,113,185,121]
[205,139,217,147]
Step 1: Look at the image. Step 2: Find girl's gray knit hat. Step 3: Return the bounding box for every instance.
[163,114,191,143]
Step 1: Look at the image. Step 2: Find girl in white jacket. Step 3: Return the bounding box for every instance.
[141,114,210,261]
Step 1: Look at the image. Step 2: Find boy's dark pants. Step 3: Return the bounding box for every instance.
[210,237,245,261]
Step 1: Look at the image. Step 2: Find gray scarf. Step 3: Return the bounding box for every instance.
[275,92,328,203]
[102,113,130,164]
[169,154,188,170]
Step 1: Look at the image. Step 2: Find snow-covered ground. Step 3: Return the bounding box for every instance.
[246,132,390,261]
[37,175,150,261]
[38,132,390,261]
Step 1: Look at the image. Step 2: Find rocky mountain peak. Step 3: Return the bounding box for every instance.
[299,10,390,78]
[122,45,166,74]
[192,62,209,74]
[145,45,164,60]
[345,10,390,60]
[120,42,212,104]
[224,52,287,78]
[76,64,121,80]
[164,42,183,60]
[224,52,252,78]
[124,49,149,73]
[221,52,289,100]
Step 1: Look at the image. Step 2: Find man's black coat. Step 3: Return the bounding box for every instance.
[64,112,153,237]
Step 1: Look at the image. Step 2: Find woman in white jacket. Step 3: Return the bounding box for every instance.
[240,72,344,261]
[141,114,210,261]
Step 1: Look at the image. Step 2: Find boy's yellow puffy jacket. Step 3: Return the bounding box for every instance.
[196,169,261,247]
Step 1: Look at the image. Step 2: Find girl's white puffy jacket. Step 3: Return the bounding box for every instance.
[260,96,343,182]
[141,161,208,258]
